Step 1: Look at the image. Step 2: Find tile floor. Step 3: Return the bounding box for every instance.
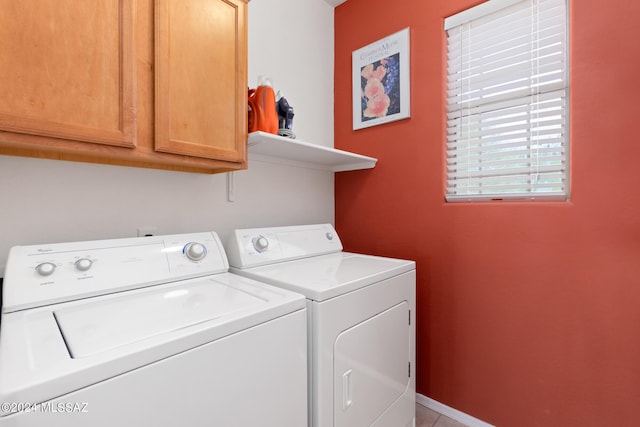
[416,402,469,427]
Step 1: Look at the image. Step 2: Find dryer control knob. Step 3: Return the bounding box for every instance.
[35,262,56,277]
[253,236,269,252]
[184,242,207,261]
[75,258,93,272]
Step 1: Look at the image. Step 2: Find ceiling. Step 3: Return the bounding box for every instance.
[324,0,348,7]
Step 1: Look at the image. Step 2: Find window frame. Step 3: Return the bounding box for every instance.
[444,0,570,203]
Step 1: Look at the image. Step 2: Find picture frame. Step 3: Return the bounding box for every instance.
[352,27,410,130]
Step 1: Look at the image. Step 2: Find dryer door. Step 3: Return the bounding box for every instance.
[334,301,411,427]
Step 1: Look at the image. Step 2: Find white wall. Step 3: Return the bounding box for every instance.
[248,0,335,147]
[0,0,336,277]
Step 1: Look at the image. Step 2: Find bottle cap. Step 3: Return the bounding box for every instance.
[258,75,273,87]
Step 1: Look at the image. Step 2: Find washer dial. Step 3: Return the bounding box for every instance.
[252,236,269,252]
[183,242,207,261]
[75,258,93,272]
[35,262,56,277]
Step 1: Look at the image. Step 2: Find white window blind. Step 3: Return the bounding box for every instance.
[445,0,568,202]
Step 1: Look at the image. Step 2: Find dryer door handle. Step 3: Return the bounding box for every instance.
[342,369,353,410]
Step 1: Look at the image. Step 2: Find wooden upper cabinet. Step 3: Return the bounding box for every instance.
[155,0,247,162]
[0,0,248,173]
[0,0,136,148]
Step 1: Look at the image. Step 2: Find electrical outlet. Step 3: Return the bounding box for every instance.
[137,226,158,237]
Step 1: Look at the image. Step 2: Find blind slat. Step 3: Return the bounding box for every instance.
[447,22,565,63]
[447,164,565,180]
[446,0,565,32]
[447,81,566,113]
[449,122,566,146]
[447,89,566,120]
[448,147,565,165]
[447,43,566,86]
[447,182,566,194]
[447,103,566,129]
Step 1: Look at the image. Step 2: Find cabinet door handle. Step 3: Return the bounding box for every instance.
[342,369,353,409]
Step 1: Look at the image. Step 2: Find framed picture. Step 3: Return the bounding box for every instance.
[352,27,410,130]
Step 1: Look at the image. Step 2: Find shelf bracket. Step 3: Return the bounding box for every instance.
[226,172,235,202]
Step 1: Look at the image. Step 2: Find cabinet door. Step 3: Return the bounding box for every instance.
[0,0,137,148]
[155,0,247,162]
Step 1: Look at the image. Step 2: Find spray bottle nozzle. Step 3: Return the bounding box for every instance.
[277,97,294,130]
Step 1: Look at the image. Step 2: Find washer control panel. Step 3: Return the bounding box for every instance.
[3,232,228,313]
[226,224,343,269]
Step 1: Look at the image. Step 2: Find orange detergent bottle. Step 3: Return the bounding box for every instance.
[248,76,278,134]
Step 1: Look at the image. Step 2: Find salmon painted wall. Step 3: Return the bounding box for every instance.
[334,0,640,425]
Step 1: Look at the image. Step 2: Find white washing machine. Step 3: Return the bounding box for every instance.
[0,232,307,427]
[226,224,416,427]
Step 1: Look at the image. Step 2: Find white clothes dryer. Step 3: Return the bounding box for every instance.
[226,224,416,427]
[0,232,307,427]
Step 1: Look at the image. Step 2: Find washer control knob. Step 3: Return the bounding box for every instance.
[326,232,334,240]
[184,242,207,261]
[75,258,93,272]
[35,262,56,277]
[253,236,269,252]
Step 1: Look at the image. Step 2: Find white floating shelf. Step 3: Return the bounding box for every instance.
[247,131,377,172]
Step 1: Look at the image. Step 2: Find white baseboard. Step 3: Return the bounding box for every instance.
[416,394,495,427]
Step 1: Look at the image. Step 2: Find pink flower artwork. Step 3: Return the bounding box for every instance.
[359,53,400,122]
[363,78,390,118]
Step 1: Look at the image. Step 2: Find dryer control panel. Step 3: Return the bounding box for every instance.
[3,232,228,313]
[226,224,343,268]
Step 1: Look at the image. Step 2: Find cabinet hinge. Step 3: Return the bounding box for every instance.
[408,309,411,326]
[408,361,411,378]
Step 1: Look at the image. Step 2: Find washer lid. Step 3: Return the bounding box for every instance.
[0,273,305,409]
[230,252,415,301]
[55,275,278,358]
